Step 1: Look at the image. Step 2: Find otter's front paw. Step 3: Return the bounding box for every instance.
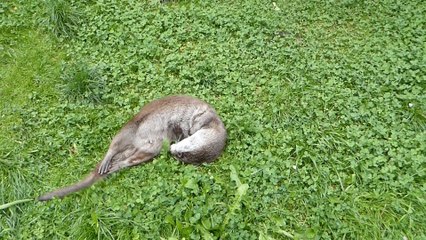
[170,144,181,158]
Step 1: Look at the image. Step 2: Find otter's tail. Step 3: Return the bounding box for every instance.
[38,171,103,201]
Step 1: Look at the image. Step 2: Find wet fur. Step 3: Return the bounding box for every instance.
[38,95,227,201]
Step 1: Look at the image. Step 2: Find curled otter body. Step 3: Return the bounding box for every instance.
[38,95,227,201]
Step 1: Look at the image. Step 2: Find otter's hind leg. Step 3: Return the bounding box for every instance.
[101,139,164,174]
[107,151,157,173]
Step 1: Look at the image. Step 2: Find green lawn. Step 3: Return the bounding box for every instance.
[1,0,425,239]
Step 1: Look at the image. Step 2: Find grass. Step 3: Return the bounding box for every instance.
[1,0,425,239]
[41,0,81,38]
[0,28,63,155]
[59,61,108,103]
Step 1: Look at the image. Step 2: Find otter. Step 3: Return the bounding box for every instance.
[38,95,227,201]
